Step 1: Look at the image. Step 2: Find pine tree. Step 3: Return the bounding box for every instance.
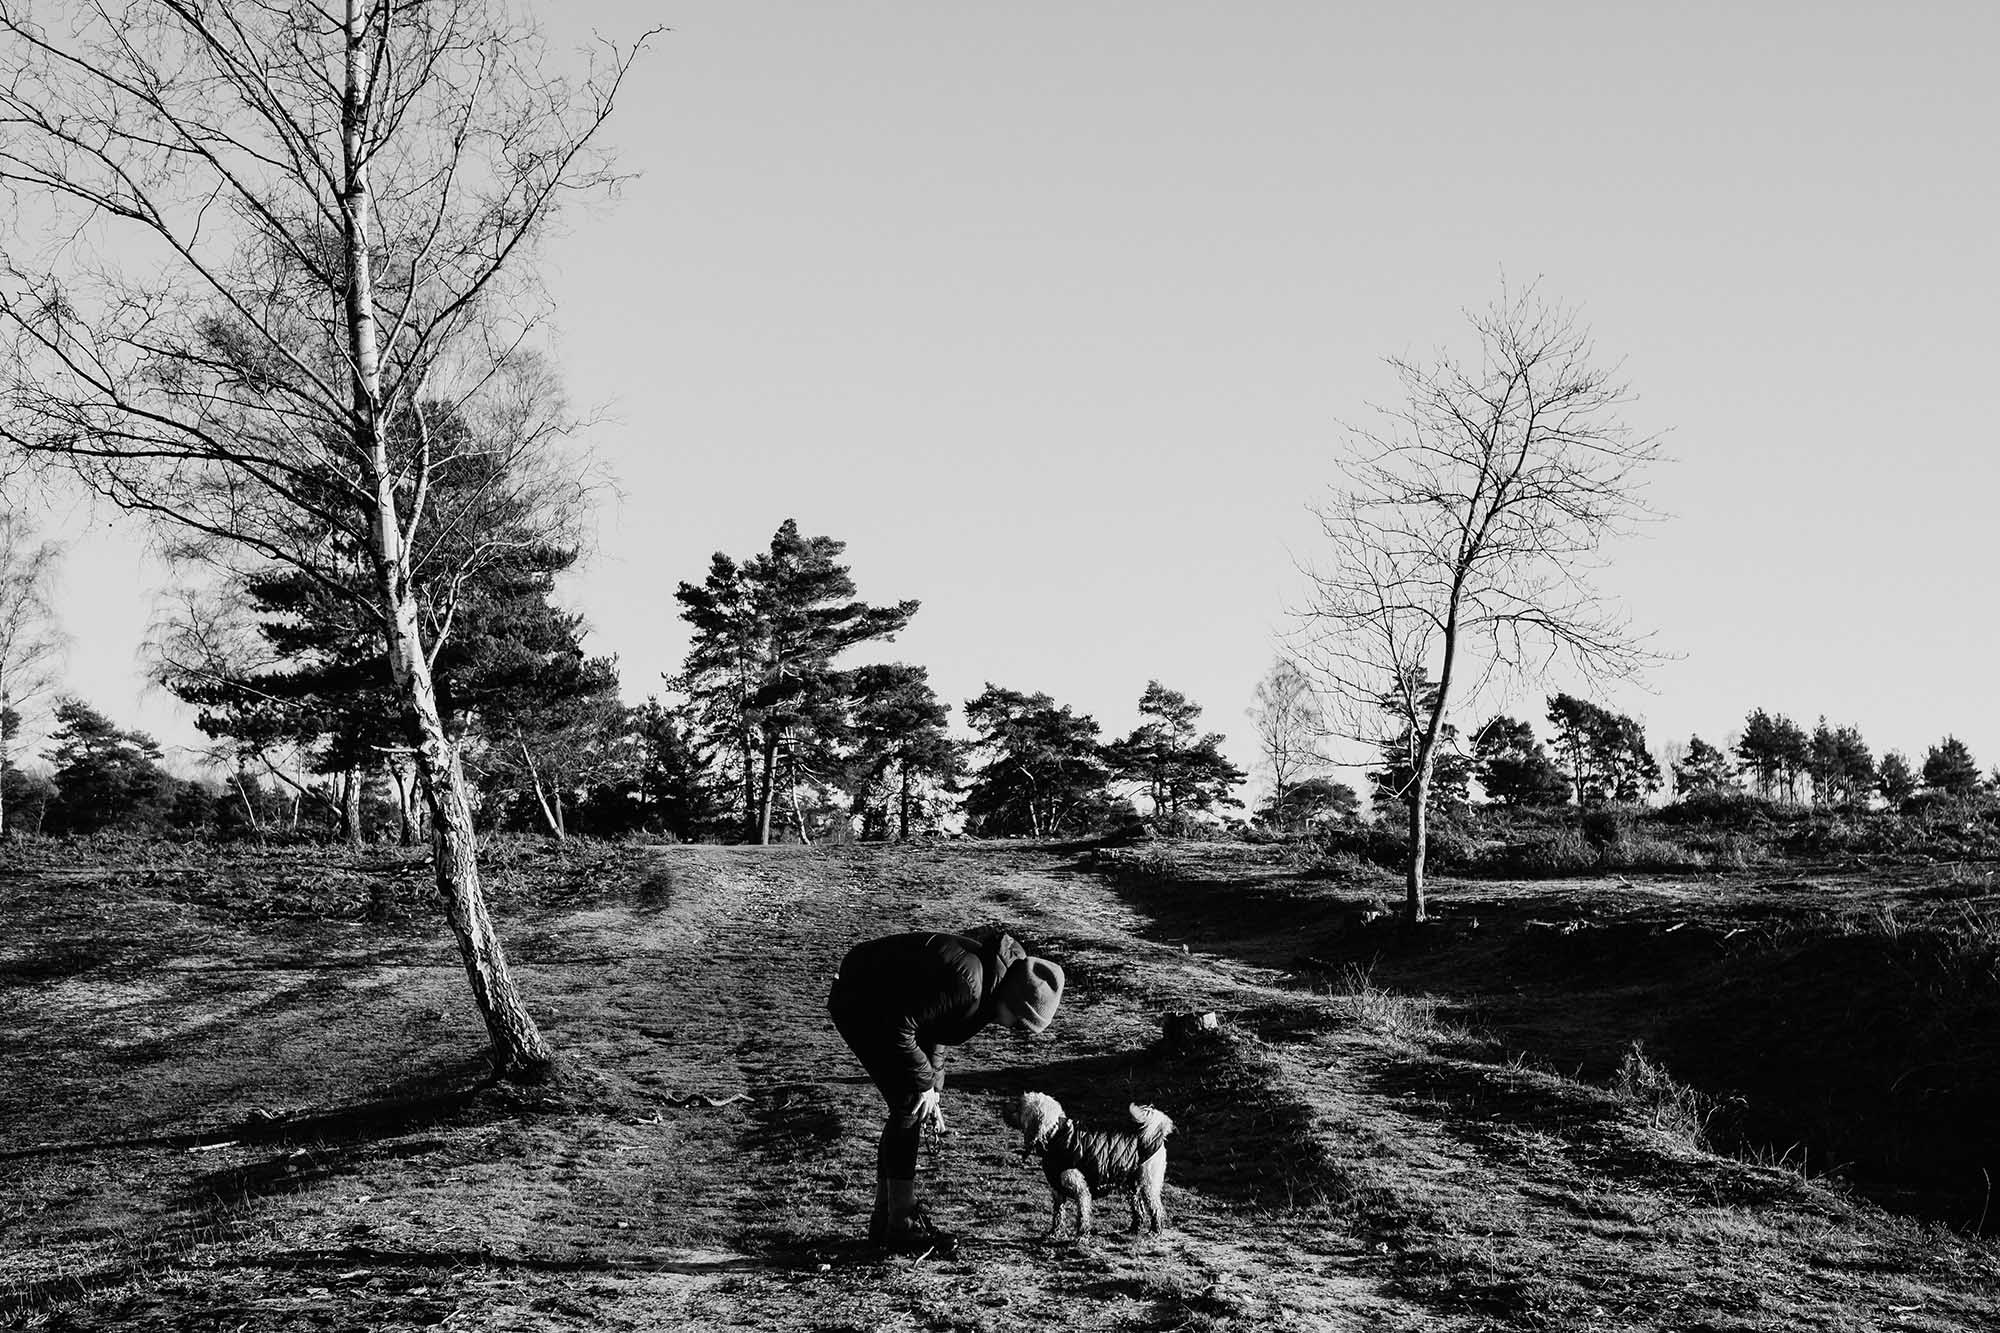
[1545,694,1657,804]
[1876,751,1918,806]
[1735,710,1809,802]
[1474,715,1573,807]
[1922,736,1981,797]
[1255,776,1360,830]
[632,698,728,842]
[1671,736,1736,796]
[962,685,1111,837]
[1373,724,1473,820]
[674,520,918,843]
[1105,682,1247,824]
[43,699,177,834]
[847,664,961,840]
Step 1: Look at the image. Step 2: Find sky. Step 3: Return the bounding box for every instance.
[21,0,2000,798]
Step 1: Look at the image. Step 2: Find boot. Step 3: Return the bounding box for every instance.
[881,1179,957,1258]
[867,1175,889,1244]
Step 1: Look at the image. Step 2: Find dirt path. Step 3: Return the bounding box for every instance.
[503,842,1420,1332]
[6,842,1999,1331]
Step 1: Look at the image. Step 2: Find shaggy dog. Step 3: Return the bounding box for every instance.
[1002,1092,1174,1239]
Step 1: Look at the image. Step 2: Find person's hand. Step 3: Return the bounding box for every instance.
[913,1088,947,1134]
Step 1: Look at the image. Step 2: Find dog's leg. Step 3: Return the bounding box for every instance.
[1044,1186,1066,1238]
[1058,1169,1092,1239]
[1138,1155,1167,1234]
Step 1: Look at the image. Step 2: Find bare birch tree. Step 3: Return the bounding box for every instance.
[0,1,651,1079]
[1246,656,1325,820]
[0,509,66,839]
[1295,289,1663,924]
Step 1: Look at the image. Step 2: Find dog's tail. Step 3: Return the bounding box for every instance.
[1127,1103,1174,1159]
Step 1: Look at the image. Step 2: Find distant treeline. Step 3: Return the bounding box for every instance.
[2,517,1988,847]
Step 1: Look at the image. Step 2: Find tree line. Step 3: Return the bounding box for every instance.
[10,494,1988,844]
[1357,692,1990,823]
[1,513,1255,845]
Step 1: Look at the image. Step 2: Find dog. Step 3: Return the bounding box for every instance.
[1002,1091,1174,1240]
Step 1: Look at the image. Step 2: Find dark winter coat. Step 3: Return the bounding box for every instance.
[828,930,1028,1103]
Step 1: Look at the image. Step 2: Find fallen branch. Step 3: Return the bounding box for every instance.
[656,1091,751,1110]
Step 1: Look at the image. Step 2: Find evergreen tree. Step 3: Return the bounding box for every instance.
[42,699,177,834]
[1546,694,1603,803]
[1599,713,1662,803]
[962,685,1112,837]
[470,652,625,841]
[1372,725,1473,820]
[1544,694,1658,804]
[1366,672,1467,820]
[1671,736,1736,796]
[1876,750,1918,806]
[158,404,595,844]
[632,698,728,842]
[1734,710,1783,798]
[674,520,918,843]
[846,664,961,840]
[1825,723,1875,807]
[1255,776,1360,830]
[1473,715,1572,807]
[1105,681,1246,823]
[1922,736,1981,797]
[1771,716,1811,802]
[1735,709,1810,802]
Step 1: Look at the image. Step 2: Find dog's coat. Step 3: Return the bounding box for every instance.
[1003,1092,1173,1239]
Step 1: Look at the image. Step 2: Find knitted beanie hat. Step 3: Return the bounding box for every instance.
[998,956,1065,1033]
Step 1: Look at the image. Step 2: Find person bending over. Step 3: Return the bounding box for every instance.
[828,929,1064,1253]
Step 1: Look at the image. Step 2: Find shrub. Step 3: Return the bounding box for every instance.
[1683,830,1767,870]
[1654,789,1780,830]
[1314,821,1407,871]
[1579,804,1639,846]
[1601,834,1708,873]
[1612,1041,1720,1152]
[1481,829,1599,877]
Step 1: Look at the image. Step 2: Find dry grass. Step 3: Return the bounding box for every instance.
[1324,962,1481,1050]
[5,839,2000,1331]
[1610,1041,1721,1152]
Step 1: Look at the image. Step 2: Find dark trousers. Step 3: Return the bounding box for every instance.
[829,982,926,1179]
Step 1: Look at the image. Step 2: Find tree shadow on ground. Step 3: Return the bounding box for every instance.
[0,1057,506,1165]
[0,1244,775,1324]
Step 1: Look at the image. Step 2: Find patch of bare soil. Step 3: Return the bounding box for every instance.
[3,840,1997,1331]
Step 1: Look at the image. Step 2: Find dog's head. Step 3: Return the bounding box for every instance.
[1002,1091,1066,1157]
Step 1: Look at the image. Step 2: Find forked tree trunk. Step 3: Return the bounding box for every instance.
[518,729,567,841]
[345,2,549,1080]
[388,757,420,846]
[233,768,264,844]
